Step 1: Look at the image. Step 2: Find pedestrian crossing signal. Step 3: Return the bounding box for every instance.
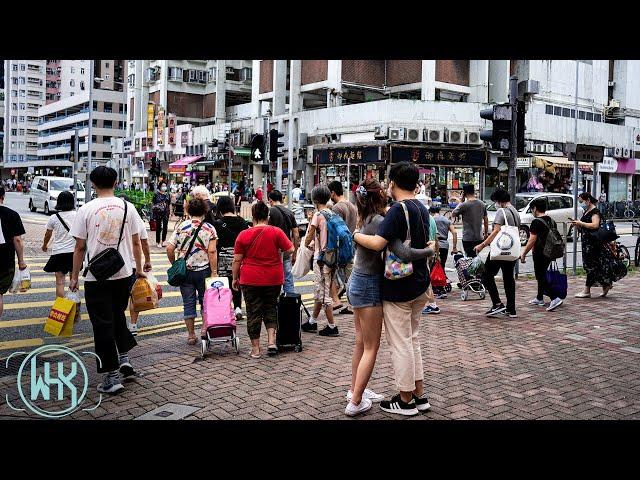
[250,134,264,163]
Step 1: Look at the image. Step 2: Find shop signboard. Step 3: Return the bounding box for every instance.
[135,138,140,152]
[599,157,617,173]
[157,107,165,147]
[391,147,487,167]
[167,116,176,145]
[141,137,147,151]
[314,146,381,165]
[516,157,531,168]
[146,103,155,143]
[181,131,189,147]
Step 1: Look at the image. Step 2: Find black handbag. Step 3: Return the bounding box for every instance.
[83,199,128,281]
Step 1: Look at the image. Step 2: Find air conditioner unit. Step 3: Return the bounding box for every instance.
[534,144,545,153]
[240,67,252,82]
[466,130,482,145]
[614,146,622,157]
[447,129,465,144]
[374,125,388,139]
[426,128,444,143]
[609,99,620,108]
[545,144,555,154]
[525,141,534,152]
[406,128,423,142]
[389,127,405,141]
[623,148,630,158]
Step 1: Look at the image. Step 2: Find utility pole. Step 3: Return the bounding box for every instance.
[72,128,79,208]
[572,61,580,275]
[287,116,294,208]
[263,116,269,204]
[85,60,95,204]
[508,75,518,201]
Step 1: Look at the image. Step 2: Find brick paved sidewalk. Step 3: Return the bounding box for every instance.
[2,273,639,420]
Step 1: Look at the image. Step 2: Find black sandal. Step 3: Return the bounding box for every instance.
[267,345,278,356]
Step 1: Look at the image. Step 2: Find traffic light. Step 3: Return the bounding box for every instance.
[269,129,284,163]
[69,133,76,162]
[480,104,512,152]
[516,99,526,155]
[250,134,264,162]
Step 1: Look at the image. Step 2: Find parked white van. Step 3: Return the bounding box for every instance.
[29,176,85,214]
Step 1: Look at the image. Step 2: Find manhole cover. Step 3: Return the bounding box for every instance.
[135,403,200,420]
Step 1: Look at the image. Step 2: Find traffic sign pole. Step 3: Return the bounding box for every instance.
[508,75,518,202]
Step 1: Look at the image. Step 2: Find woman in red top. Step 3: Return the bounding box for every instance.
[232,201,293,358]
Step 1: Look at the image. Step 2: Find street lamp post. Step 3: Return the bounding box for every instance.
[84,60,95,204]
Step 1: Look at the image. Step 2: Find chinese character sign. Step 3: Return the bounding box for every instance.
[168,116,176,145]
[146,103,155,144]
[157,107,165,147]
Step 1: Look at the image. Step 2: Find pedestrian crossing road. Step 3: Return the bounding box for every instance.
[0,253,321,361]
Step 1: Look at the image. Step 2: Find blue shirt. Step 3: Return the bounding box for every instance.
[377,199,430,302]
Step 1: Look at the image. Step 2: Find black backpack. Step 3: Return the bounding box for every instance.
[540,217,565,260]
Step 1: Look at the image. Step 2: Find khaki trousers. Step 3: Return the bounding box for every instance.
[382,292,428,392]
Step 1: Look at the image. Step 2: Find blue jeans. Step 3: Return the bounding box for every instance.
[179,267,211,319]
[283,255,295,294]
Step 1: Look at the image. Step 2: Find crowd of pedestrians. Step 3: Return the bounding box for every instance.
[0,160,631,416]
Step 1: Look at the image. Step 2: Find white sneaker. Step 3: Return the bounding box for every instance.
[234,307,243,320]
[547,298,563,311]
[344,398,372,417]
[346,388,385,403]
[528,298,545,306]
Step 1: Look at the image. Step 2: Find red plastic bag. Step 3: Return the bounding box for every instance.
[430,261,448,287]
[149,219,157,231]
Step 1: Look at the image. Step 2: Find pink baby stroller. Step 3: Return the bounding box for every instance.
[201,281,240,358]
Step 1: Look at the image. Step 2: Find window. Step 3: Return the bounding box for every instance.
[38,179,48,191]
[71,67,75,74]
[571,109,576,118]
[168,67,183,80]
[560,196,573,209]
[11,116,17,123]
[70,79,75,87]
[11,64,18,71]
[553,106,562,116]
[81,68,85,74]
[19,90,25,97]
[11,129,17,135]
[104,102,113,112]
[11,90,17,97]
[20,64,25,71]
[19,116,25,122]
[128,74,135,87]
[545,104,553,115]
[103,136,111,144]
[70,92,75,96]
[103,120,113,128]
[578,111,586,120]
[80,81,85,90]
[105,73,110,80]
[586,112,594,121]
[594,113,602,122]
[18,129,25,135]
[562,108,570,117]
[547,196,563,211]
[105,62,110,68]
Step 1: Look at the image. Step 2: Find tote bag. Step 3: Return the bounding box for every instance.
[384,202,414,280]
[490,208,521,261]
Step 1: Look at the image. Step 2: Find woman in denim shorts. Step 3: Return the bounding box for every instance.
[344,179,433,417]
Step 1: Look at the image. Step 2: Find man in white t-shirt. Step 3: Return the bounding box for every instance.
[69,166,146,395]
[291,184,303,203]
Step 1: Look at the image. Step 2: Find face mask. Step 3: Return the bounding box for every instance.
[578,201,585,208]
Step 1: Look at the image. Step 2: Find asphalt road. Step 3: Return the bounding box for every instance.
[1,191,637,368]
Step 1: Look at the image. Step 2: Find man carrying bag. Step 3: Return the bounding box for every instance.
[70,166,147,395]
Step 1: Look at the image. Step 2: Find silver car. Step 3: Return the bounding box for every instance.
[486,192,577,244]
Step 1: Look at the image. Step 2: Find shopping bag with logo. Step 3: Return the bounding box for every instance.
[430,261,448,287]
[9,267,31,294]
[205,276,230,289]
[131,273,160,313]
[44,296,77,337]
[544,262,567,300]
[489,208,521,261]
[384,202,414,280]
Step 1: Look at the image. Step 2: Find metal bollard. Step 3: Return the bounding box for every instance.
[562,222,568,274]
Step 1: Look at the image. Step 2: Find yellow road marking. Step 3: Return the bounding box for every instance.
[0,338,44,351]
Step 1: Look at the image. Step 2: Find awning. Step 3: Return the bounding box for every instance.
[169,155,203,168]
[533,155,592,168]
[169,155,203,174]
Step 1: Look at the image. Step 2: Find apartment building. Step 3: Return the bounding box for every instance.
[36,88,126,176]
[2,60,47,177]
[126,60,253,137]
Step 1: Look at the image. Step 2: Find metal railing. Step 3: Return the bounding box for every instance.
[599,200,640,220]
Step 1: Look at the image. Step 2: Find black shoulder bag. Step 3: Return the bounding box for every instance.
[83,199,128,281]
[56,213,70,232]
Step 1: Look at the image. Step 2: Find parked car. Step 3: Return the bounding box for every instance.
[29,176,85,214]
[486,192,577,245]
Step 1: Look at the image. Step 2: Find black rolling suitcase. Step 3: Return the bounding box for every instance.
[276,292,309,352]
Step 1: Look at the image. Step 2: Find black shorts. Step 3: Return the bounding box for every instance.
[0,266,14,295]
[43,252,74,274]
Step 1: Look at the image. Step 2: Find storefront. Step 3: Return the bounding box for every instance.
[613,157,635,201]
[390,146,486,204]
[633,159,640,201]
[168,155,203,185]
[513,155,593,195]
[313,144,387,189]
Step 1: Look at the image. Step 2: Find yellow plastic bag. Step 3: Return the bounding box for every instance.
[130,274,160,313]
[44,297,77,337]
